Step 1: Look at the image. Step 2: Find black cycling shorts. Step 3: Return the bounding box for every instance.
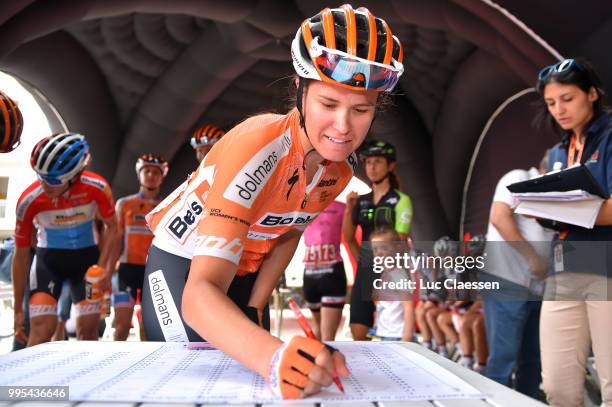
[349,247,375,327]
[142,245,270,342]
[303,261,347,310]
[117,263,145,301]
[30,246,99,303]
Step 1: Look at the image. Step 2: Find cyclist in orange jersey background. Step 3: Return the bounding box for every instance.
[143,4,404,399]
[109,154,168,340]
[190,124,225,163]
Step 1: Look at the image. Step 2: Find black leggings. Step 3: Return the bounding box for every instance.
[349,247,375,327]
[142,245,270,342]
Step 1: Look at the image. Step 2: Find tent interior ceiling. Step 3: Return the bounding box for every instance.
[1,1,610,239]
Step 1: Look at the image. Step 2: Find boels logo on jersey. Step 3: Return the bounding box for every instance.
[256,211,319,228]
[165,193,204,243]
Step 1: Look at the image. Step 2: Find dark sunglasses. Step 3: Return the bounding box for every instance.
[37,173,67,186]
[538,58,583,81]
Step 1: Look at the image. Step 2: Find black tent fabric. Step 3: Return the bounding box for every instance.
[0,0,610,239]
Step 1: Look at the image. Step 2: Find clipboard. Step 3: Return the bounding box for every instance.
[507,165,609,199]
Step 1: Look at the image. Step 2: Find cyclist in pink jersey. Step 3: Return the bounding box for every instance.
[12,133,117,346]
[302,200,347,340]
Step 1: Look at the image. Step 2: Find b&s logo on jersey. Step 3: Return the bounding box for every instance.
[164,192,204,244]
[256,211,319,228]
[223,131,292,209]
[194,234,244,264]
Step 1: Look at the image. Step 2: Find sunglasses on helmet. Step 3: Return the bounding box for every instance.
[37,173,68,186]
[309,37,404,92]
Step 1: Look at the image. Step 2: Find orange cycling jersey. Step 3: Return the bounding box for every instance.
[116,193,161,265]
[147,109,356,276]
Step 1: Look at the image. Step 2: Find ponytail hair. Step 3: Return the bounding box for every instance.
[388,171,400,190]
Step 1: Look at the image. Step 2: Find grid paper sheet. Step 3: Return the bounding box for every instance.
[0,341,483,403]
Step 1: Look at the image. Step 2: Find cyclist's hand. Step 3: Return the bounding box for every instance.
[268,336,349,399]
[14,309,28,345]
[99,267,112,292]
[345,191,358,209]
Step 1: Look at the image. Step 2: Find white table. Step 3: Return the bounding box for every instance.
[0,342,544,407]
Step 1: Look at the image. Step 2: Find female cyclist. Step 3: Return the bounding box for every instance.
[142,4,404,399]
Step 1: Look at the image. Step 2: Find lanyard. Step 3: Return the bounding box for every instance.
[560,134,586,240]
[567,134,584,166]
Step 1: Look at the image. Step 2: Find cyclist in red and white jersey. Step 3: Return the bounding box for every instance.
[143,4,404,399]
[12,133,117,346]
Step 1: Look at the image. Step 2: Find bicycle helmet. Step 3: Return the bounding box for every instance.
[190,124,225,149]
[358,139,396,162]
[30,132,90,185]
[135,153,169,177]
[291,4,404,92]
[0,90,23,153]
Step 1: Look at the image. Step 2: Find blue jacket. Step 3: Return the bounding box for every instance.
[547,112,612,241]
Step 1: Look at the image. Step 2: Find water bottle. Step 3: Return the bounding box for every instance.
[85,265,104,302]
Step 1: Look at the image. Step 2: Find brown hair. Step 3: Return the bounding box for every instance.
[287,75,395,114]
[370,225,401,241]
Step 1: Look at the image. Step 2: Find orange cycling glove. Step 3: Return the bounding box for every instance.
[268,336,326,399]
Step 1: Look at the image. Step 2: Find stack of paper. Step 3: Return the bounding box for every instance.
[513,190,604,229]
[514,190,596,201]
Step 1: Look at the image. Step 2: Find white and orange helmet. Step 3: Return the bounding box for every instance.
[135,153,169,177]
[190,124,225,149]
[291,4,404,92]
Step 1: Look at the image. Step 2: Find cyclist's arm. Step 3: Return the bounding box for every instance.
[395,192,413,241]
[97,214,118,273]
[106,200,125,273]
[106,229,122,274]
[183,122,348,394]
[13,187,35,313]
[248,229,302,311]
[89,176,116,273]
[11,246,31,314]
[183,255,283,377]
[342,204,360,261]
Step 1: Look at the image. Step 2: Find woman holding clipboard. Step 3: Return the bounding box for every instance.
[536,58,612,407]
